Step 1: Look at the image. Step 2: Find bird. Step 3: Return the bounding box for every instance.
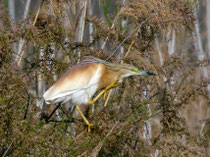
[43,56,156,132]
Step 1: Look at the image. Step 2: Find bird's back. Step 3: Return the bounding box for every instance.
[43,62,103,104]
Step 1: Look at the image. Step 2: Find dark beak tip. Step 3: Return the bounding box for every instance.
[146,72,157,76]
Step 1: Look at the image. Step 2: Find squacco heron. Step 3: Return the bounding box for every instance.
[43,56,156,132]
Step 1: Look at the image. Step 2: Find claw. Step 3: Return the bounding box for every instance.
[87,123,94,132]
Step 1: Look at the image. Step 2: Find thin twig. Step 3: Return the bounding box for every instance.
[47,119,74,123]
[17,41,27,67]
[104,40,134,107]
[104,89,112,107]
[101,8,124,50]
[106,0,176,61]
[105,121,119,138]
[24,86,31,119]
[46,103,62,123]
[81,0,88,41]
[17,3,41,67]
[101,8,127,108]
[131,121,139,157]
[33,6,41,26]
[78,0,88,62]
[95,5,120,110]
[2,140,14,157]
[47,119,85,126]
[90,121,119,157]
[74,131,85,141]
[199,115,209,136]
[121,40,134,64]
[79,150,88,157]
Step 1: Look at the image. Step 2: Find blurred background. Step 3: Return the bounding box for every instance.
[0,0,209,156]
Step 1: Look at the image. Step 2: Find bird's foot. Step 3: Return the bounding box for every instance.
[103,81,118,99]
[103,89,108,99]
[87,123,94,132]
[88,99,94,105]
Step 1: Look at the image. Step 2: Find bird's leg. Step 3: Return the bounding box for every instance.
[76,105,93,132]
[103,79,118,99]
[88,90,104,105]
[88,79,119,105]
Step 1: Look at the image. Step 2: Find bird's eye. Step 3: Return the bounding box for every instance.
[132,68,138,72]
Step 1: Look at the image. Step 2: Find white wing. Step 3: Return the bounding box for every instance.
[43,63,102,104]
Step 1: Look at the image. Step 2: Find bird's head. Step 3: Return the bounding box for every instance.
[106,63,156,80]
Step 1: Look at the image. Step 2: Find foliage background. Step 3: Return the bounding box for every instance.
[0,0,209,156]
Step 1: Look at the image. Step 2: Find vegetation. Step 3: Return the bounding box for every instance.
[0,0,209,156]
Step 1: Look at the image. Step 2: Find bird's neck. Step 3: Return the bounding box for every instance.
[98,64,121,90]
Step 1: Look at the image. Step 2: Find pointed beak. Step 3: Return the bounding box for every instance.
[137,69,156,76]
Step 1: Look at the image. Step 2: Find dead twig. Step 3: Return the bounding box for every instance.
[45,103,62,123]
[102,9,128,108]
[18,4,41,67]
[106,0,176,61]
[104,89,112,107]
[78,0,88,62]
[90,121,120,157]
[131,121,139,157]
[101,7,125,50]
[24,87,31,119]
[104,40,134,107]
[2,140,14,157]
